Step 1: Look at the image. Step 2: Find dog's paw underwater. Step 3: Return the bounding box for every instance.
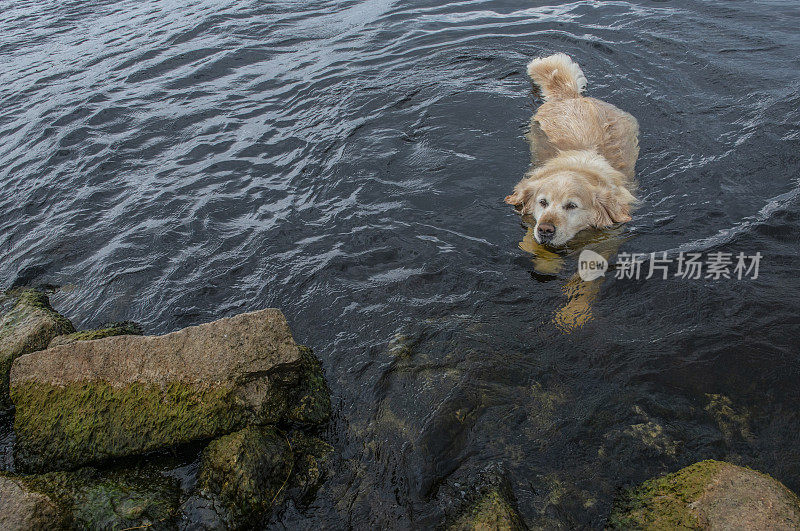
[507,53,639,247]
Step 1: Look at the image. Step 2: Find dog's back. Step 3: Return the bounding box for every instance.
[526,54,639,180]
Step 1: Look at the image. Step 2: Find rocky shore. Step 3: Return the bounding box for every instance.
[2,289,800,529]
[0,288,331,529]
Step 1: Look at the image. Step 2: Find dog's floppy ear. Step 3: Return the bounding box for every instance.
[505,180,539,213]
[591,185,635,227]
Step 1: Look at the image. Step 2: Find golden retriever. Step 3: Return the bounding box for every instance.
[505,53,639,246]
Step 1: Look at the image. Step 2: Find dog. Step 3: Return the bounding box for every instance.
[505,53,639,247]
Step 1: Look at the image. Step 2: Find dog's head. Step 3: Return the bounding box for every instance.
[505,153,635,246]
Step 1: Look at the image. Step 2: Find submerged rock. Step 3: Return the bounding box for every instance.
[608,460,800,529]
[285,430,334,505]
[11,308,330,472]
[441,464,527,531]
[0,475,66,530]
[196,426,293,527]
[449,486,527,531]
[2,466,180,530]
[191,427,333,528]
[48,321,143,347]
[704,393,754,444]
[286,346,331,426]
[0,289,74,411]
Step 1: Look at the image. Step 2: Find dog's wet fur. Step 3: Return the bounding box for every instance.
[505,53,639,247]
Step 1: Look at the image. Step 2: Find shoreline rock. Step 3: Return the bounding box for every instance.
[196,426,293,528]
[285,430,334,505]
[0,289,74,411]
[608,460,800,529]
[1,297,334,528]
[287,346,332,426]
[1,465,181,530]
[48,321,143,348]
[187,427,334,529]
[441,465,528,531]
[449,486,527,530]
[0,474,66,530]
[10,308,330,472]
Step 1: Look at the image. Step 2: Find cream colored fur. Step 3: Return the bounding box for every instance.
[506,53,640,246]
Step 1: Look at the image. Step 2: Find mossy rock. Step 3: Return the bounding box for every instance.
[13,380,247,473]
[286,346,332,426]
[197,426,293,528]
[2,466,180,530]
[445,467,527,531]
[0,474,67,530]
[286,430,334,504]
[450,487,527,530]
[608,460,800,529]
[0,288,74,411]
[10,309,329,472]
[49,321,143,347]
[194,426,333,528]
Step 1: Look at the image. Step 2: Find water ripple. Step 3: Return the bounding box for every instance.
[2,0,800,527]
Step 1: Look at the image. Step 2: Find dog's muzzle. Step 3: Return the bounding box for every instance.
[537,223,556,243]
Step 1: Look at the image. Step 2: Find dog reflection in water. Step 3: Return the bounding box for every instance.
[519,220,628,332]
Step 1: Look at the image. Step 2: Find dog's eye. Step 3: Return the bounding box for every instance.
[539,199,548,207]
[565,202,577,210]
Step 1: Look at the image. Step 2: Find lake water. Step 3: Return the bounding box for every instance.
[1,0,799,527]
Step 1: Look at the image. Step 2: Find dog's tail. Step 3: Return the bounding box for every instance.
[527,53,587,101]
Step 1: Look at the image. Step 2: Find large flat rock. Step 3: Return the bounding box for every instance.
[10,309,316,472]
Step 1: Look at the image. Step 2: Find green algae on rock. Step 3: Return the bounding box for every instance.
[286,346,332,426]
[0,288,74,411]
[48,321,143,347]
[197,426,293,528]
[286,430,334,504]
[2,466,180,530]
[0,474,67,530]
[10,309,324,472]
[607,460,800,529]
[704,393,755,444]
[13,380,246,473]
[449,487,527,531]
[193,427,333,528]
[441,465,528,531]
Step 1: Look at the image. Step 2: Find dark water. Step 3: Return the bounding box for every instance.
[2,0,800,527]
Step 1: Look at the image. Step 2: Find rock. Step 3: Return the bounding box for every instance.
[443,465,527,531]
[197,426,293,528]
[450,487,527,530]
[2,466,180,530]
[191,427,333,528]
[285,430,334,504]
[177,495,228,530]
[11,309,329,472]
[608,460,800,529]
[0,475,66,530]
[48,321,143,347]
[286,346,331,426]
[0,289,74,410]
[704,394,754,443]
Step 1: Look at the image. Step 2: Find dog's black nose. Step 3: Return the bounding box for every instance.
[537,223,556,242]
